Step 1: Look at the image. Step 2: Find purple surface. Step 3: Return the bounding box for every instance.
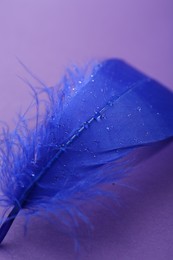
[0,0,172,259]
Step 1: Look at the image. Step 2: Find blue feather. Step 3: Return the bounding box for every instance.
[0,59,173,243]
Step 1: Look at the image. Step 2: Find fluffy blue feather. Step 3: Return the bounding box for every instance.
[0,59,173,243]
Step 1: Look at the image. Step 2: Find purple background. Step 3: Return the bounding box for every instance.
[0,0,173,259]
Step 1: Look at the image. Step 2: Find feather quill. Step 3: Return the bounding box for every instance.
[0,59,173,244]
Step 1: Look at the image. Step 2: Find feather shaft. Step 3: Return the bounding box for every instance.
[0,206,20,244]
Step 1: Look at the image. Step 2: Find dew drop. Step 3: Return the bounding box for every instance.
[83,122,89,129]
[137,106,142,112]
[60,144,66,152]
[96,116,102,122]
[75,131,80,137]
[94,112,100,119]
[108,100,114,107]
[19,181,25,188]
[31,160,35,165]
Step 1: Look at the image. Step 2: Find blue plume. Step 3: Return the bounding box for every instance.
[0,59,173,244]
